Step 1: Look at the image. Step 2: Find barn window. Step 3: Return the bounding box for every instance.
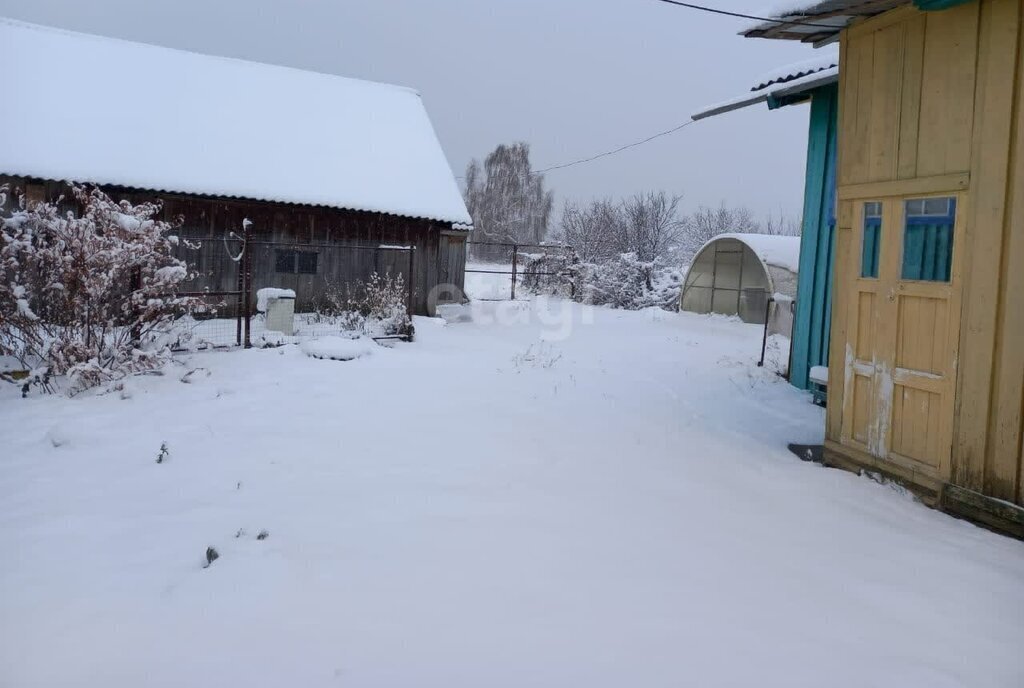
[275,249,318,274]
[275,250,296,273]
[860,202,882,279]
[901,197,955,282]
[297,251,318,275]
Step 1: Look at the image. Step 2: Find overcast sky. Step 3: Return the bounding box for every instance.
[1,0,824,221]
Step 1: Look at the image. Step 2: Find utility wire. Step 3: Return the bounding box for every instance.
[457,119,698,180]
[653,0,843,29]
[534,119,696,174]
[457,3,839,182]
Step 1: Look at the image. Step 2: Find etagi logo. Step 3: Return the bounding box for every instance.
[427,284,593,342]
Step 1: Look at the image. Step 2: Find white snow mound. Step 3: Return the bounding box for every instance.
[300,336,376,361]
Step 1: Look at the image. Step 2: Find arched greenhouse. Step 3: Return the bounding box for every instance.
[679,233,800,335]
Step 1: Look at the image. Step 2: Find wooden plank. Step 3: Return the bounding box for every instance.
[868,21,905,182]
[845,4,918,39]
[953,0,1020,494]
[941,484,1024,538]
[838,172,969,200]
[837,35,855,188]
[987,0,1024,505]
[850,32,876,185]
[791,86,835,390]
[916,3,980,177]
[823,439,944,499]
[897,14,926,179]
[826,220,853,441]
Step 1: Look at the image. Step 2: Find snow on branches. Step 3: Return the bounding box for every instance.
[1,184,194,393]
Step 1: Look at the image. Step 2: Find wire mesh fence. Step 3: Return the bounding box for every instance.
[465,241,575,301]
[166,231,416,348]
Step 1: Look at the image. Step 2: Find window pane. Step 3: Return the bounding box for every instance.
[297,251,318,275]
[902,197,955,282]
[275,250,296,274]
[739,288,768,323]
[711,243,742,290]
[923,197,950,216]
[861,202,882,278]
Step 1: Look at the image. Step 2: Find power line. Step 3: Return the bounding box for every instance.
[536,119,696,174]
[457,119,697,180]
[456,4,838,182]
[653,0,843,29]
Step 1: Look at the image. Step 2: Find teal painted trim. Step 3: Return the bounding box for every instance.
[767,93,812,111]
[790,83,838,393]
[914,0,972,10]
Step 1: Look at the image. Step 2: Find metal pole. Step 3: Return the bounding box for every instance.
[510,244,518,300]
[243,221,252,349]
[235,244,243,346]
[758,294,772,367]
[407,246,416,316]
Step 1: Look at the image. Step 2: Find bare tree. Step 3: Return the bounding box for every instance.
[761,209,802,236]
[679,203,758,259]
[618,191,683,263]
[464,142,554,260]
[556,192,684,264]
[557,198,619,263]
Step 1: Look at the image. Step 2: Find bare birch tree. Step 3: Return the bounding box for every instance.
[463,142,554,260]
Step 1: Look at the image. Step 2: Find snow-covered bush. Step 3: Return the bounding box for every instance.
[519,252,581,298]
[576,253,684,311]
[313,272,412,338]
[0,184,194,392]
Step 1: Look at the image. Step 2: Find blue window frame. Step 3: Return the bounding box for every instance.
[861,202,882,278]
[902,197,956,282]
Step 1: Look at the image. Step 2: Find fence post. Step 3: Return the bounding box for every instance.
[235,243,244,347]
[510,244,518,300]
[407,245,416,316]
[243,222,252,349]
[758,295,772,367]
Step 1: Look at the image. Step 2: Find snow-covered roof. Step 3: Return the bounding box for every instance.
[692,52,838,120]
[742,1,909,44]
[704,233,802,273]
[750,54,840,90]
[0,18,472,226]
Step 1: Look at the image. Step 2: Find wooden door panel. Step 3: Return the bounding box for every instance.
[890,384,943,467]
[851,373,874,446]
[854,291,876,359]
[839,193,963,478]
[894,294,949,375]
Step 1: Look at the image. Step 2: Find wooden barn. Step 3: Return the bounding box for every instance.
[0,18,472,316]
[745,0,1024,535]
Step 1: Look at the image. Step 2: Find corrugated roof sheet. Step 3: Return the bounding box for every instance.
[692,53,838,120]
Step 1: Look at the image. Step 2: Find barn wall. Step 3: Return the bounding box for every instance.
[828,0,1024,508]
[0,177,469,316]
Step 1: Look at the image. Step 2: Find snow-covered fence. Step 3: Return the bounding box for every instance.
[169,237,417,346]
[465,241,575,301]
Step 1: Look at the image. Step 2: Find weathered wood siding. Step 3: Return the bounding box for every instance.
[828,0,1024,507]
[0,177,469,316]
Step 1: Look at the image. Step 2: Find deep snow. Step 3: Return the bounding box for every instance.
[1,300,1022,687]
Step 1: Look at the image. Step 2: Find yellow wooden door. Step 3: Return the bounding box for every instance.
[840,194,964,479]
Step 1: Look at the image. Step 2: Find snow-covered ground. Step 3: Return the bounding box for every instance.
[2,299,1022,687]
[464,261,515,300]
